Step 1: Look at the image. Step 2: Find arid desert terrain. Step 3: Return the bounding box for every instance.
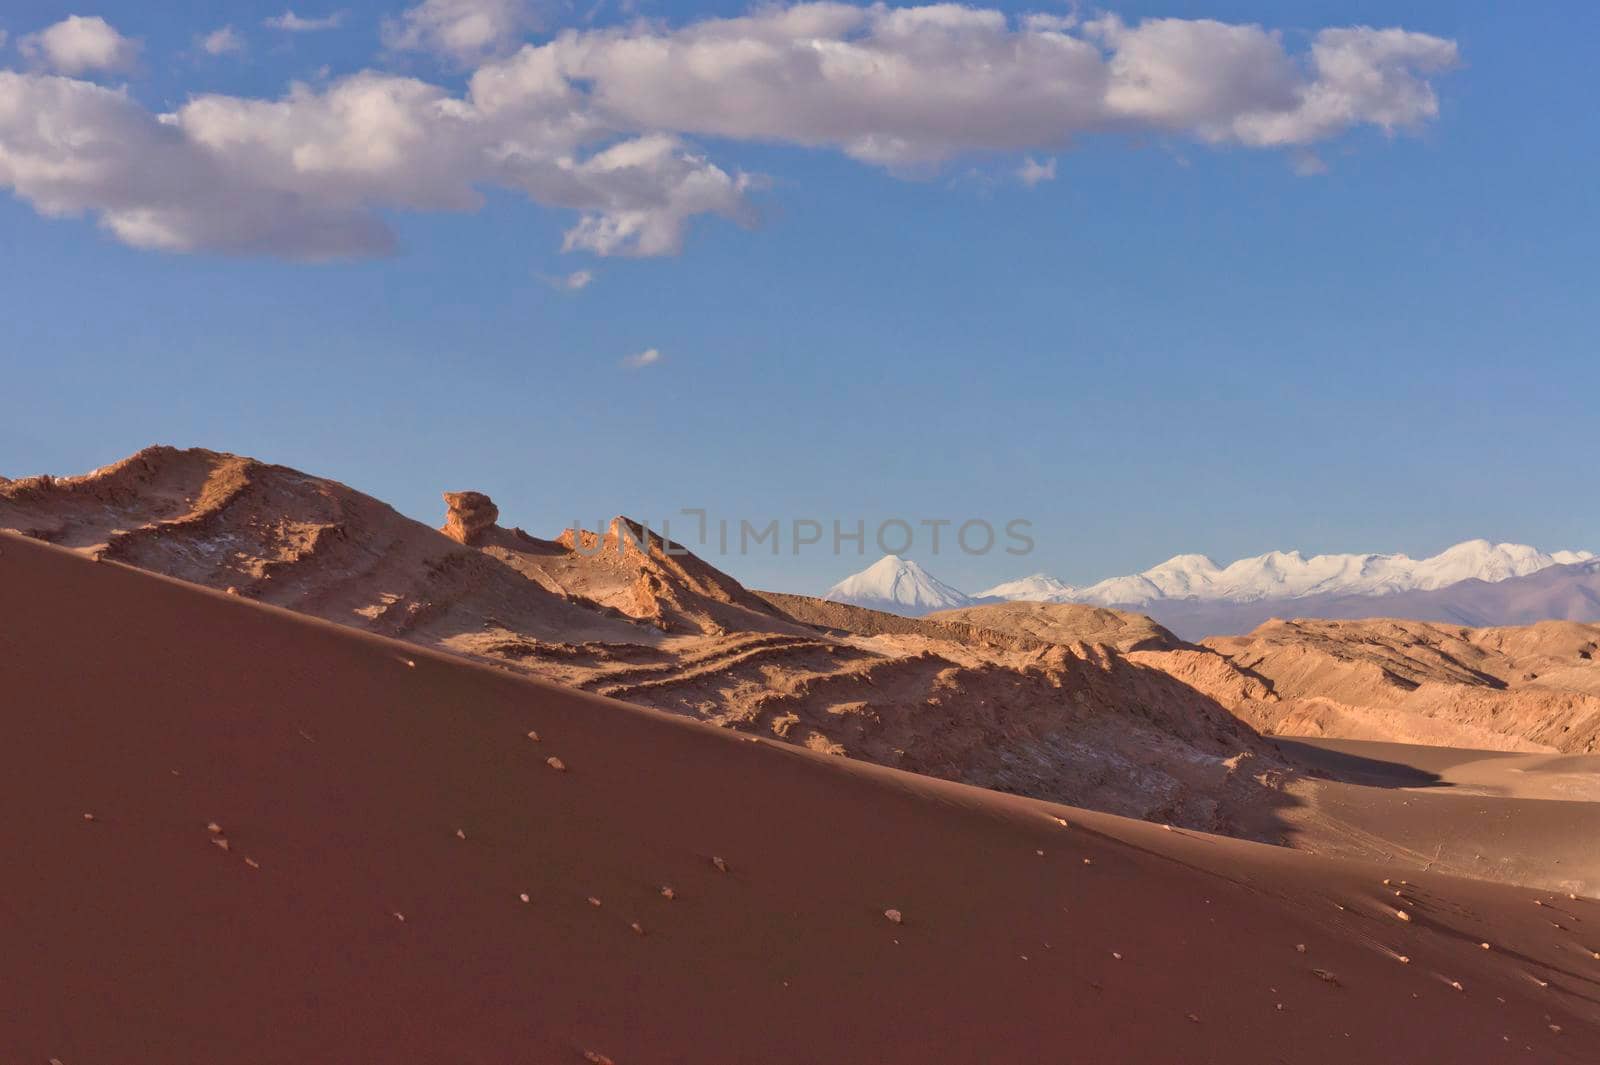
[3,447,1598,1061]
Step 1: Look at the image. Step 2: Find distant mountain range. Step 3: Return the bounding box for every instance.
[823,541,1600,639]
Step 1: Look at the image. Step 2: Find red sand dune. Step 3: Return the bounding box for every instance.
[4,533,1599,1062]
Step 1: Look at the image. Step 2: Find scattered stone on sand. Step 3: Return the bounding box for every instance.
[1448,980,1464,991]
[1082,858,1093,866]
[1111,952,1123,961]
[211,838,231,852]
[659,886,675,900]
[547,756,567,772]
[456,828,467,840]
[582,1051,615,1065]
[393,911,406,922]
[630,921,645,936]
[1186,1012,1201,1023]
[1480,942,1491,950]
[82,813,95,822]
[207,822,224,834]
[1312,969,1340,985]
[527,730,540,742]
[884,909,903,925]
[519,893,531,903]
[244,857,260,869]
[1395,909,1412,922]
[1295,944,1307,953]
[711,856,728,873]
[587,897,602,908]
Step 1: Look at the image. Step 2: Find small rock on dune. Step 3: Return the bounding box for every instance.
[884,908,903,924]
[547,756,567,772]
[711,856,728,873]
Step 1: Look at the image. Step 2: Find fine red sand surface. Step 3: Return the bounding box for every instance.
[5,533,1600,1063]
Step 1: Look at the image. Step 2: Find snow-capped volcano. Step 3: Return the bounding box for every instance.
[976,573,1073,600]
[823,555,977,615]
[987,540,1594,608]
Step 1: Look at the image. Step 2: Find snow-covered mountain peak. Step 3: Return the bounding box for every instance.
[976,573,1073,601]
[823,555,976,615]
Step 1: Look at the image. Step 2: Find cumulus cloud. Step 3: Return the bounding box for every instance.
[471,6,1458,165]
[0,5,1460,261]
[264,11,346,32]
[0,68,751,259]
[1017,156,1056,186]
[621,347,662,368]
[384,0,539,64]
[20,15,139,75]
[200,27,245,57]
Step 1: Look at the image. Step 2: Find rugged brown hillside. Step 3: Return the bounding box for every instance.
[8,535,1597,1063]
[1206,619,1600,754]
[0,447,1284,839]
[929,600,1186,653]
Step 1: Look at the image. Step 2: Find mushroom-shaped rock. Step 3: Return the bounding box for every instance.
[441,491,500,545]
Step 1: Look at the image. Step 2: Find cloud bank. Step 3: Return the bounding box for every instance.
[0,5,1459,260]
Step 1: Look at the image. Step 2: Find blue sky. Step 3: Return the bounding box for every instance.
[2,0,1595,594]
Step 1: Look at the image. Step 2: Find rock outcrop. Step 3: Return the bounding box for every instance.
[441,490,500,545]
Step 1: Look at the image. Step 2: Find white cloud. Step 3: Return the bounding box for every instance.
[471,6,1457,165]
[0,5,1460,261]
[264,11,347,32]
[20,15,139,75]
[384,0,539,64]
[541,268,594,290]
[1017,156,1056,186]
[1290,150,1328,177]
[621,347,662,368]
[0,68,750,259]
[200,27,245,57]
